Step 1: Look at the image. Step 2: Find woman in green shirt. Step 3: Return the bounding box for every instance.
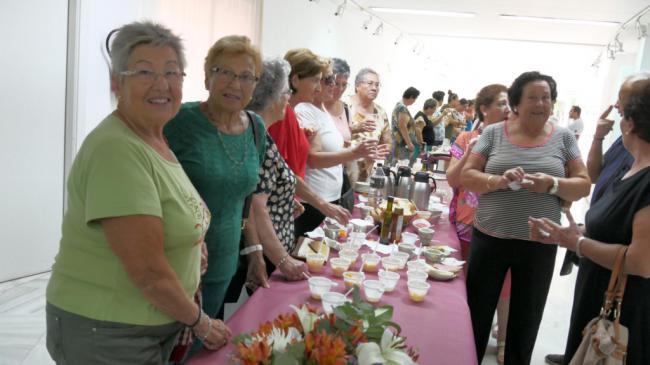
[46,22,228,365]
[163,35,266,359]
[391,86,421,163]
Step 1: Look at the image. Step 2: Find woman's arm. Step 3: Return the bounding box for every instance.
[250,194,308,281]
[306,133,389,169]
[447,137,478,188]
[460,154,511,194]
[398,112,414,150]
[521,159,591,202]
[414,118,424,146]
[529,206,650,278]
[101,216,230,348]
[295,176,350,224]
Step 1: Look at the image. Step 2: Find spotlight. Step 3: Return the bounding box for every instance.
[394,33,404,45]
[362,15,373,30]
[373,22,384,36]
[607,44,616,60]
[636,18,648,39]
[334,0,347,17]
[591,53,601,68]
[614,35,624,52]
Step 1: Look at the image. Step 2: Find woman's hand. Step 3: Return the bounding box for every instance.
[352,139,379,159]
[528,209,582,249]
[292,200,305,219]
[194,315,232,350]
[245,252,269,291]
[278,256,309,281]
[521,172,554,193]
[369,143,391,161]
[503,167,525,183]
[594,105,615,140]
[320,202,351,225]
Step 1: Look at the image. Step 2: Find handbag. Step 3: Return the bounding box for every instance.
[569,246,629,365]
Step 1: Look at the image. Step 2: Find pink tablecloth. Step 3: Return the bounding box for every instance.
[188,184,477,365]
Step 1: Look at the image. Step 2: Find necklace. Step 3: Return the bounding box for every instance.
[201,102,250,168]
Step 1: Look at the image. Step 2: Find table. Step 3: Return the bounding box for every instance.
[188,183,477,365]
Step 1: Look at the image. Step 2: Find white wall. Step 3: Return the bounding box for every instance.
[261,0,647,157]
[0,0,68,281]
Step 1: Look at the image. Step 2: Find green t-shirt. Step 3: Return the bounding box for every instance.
[47,114,210,325]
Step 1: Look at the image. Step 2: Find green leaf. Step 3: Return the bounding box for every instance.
[286,341,305,361]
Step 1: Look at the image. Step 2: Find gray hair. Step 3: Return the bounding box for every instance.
[109,21,186,74]
[331,58,350,77]
[355,67,379,86]
[248,58,291,113]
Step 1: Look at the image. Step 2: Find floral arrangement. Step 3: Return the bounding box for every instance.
[232,287,419,365]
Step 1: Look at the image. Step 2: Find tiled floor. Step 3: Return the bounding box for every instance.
[0,251,578,365]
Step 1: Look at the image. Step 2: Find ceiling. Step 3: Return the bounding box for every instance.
[353,0,650,46]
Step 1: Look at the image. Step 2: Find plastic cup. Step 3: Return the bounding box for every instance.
[390,252,410,269]
[339,249,359,265]
[408,280,430,302]
[361,253,381,273]
[343,271,365,288]
[406,259,428,272]
[381,256,402,272]
[402,232,418,245]
[329,257,351,277]
[322,292,348,314]
[398,243,417,258]
[407,269,428,282]
[378,270,400,292]
[306,253,325,273]
[363,280,385,303]
[308,276,336,300]
[418,227,435,246]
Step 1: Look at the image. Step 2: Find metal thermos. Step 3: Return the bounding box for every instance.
[395,166,412,199]
[381,165,397,197]
[411,171,437,211]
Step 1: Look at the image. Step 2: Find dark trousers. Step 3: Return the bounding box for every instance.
[467,228,557,365]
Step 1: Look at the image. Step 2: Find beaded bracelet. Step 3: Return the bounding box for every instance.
[277,253,290,267]
[201,318,213,342]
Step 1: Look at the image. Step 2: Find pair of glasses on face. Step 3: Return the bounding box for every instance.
[361,80,381,88]
[321,74,335,86]
[119,69,185,84]
[210,67,259,86]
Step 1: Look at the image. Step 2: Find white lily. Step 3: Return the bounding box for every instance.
[290,304,321,333]
[356,329,417,365]
[267,326,303,352]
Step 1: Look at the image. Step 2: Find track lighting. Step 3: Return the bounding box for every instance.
[373,22,384,36]
[394,33,404,45]
[607,44,616,60]
[614,35,624,52]
[334,0,347,17]
[636,18,648,39]
[362,14,373,30]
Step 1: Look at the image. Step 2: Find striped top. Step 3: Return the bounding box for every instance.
[471,121,581,240]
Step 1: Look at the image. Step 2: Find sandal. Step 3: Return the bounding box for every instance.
[497,341,505,365]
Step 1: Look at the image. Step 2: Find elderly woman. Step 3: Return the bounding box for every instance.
[461,71,591,364]
[163,35,266,357]
[391,86,421,163]
[529,78,650,365]
[446,84,510,364]
[45,22,227,364]
[294,59,389,237]
[324,57,353,145]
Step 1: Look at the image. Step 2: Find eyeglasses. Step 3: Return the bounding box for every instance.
[210,67,258,86]
[360,80,381,88]
[322,75,335,86]
[335,81,348,89]
[119,68,185,84]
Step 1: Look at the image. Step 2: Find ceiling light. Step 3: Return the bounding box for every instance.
[373,22,384,36]
[607,44,616,60]
[362,14,373,30]
[394,33,404,46]
[614,35,624,52]
[636,18,648,39]
[500,14,620,27]
[371,7,475,18]
[334,0,347,17]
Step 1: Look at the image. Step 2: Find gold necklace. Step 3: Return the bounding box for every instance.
[201,102,250,168]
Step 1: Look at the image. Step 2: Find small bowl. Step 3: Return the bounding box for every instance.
[381,256,402,272]
[306,253,326,273]
[398,243,417,258]
[412,218,432,230]
[378,270,400,292]
[343,271,365,288]
[361,253,381,273]
[323,227,339,240]
[339,249,359,264]
[390,252,410,269]
[407,269,428,282]
[322,292,348,314]
[329,257,351,277]
[422,247,445,263]
[363,280,385,303]
[408,280,431,302]
[406,259,428,272]
[418,227,435,246]
[308,276,336,300]
[429,209,443,220]
[401,232,419,246]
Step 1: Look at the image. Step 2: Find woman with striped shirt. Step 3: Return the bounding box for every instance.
[461,71,591,364]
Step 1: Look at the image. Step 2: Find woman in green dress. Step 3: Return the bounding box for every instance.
[163,35,266,358]
[391,86,421,163]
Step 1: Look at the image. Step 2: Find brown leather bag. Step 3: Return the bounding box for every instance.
[569,246,629,365]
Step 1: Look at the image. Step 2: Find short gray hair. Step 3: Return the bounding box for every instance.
[248,58,290,113]
[332,58,350,77]
[109,21,186,74]
[355,67,379,86]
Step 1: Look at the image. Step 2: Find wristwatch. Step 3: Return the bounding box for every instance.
[548,176,559,195]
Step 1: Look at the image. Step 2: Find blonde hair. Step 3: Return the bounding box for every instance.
[203,35,262,79]
[284,48,329,79]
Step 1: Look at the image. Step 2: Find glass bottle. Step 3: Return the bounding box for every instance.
[379,196,394,245]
